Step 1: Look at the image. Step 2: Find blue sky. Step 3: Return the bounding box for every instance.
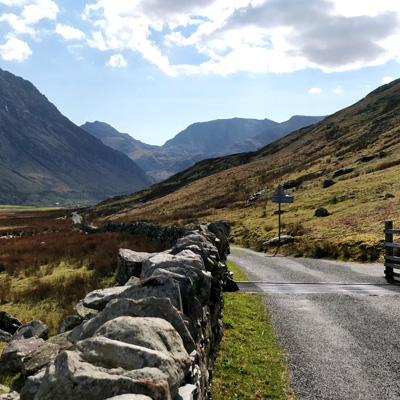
[0,0,399,145]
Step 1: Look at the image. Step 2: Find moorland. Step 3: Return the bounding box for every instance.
[0,208,165,334]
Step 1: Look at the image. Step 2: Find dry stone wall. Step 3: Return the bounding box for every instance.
[1,221,232,400]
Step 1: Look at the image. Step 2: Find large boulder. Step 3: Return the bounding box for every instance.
[74,299,99,320]
[323,179,336,188]
[20,351,171,400]
[283,179,301,189]
[0,392,20,400]
[58,315,82,334]
[0,312,21,335]
[143,266,211,307]
[83,287,128,311]
[177,384,198,400]
[332,168,353,178]
[171,233,220,272]
[314,208,330,217]
[0,384,11,393]
[73,297,195,353]
[384,193,395,200]
[1,338,44,372]
[139,270,203,338]
[116,250,154,285]
[263,235,294,246]
[120,277,183,312]
[12,321,48,342]
[0,329,12,342]
[75,336,185,397]
[22,332,73,376]
[92,317,190,373]
[142,252,205,278]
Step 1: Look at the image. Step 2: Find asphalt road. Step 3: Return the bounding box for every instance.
[229,247,400,400]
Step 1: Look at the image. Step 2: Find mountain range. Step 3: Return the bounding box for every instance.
[0,67,324,205]
[81,115,325,182]
[0,69,152,206]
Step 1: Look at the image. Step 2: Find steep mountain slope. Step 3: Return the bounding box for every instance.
[82,116,324,182]
[0,69,152,206]
[81,121,203,182]
[87,78,400,260]
[80,121,159,160]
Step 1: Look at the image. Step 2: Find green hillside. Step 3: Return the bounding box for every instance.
[87,79,400,261]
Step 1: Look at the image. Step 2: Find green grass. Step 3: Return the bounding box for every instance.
[227,259,249,282]
[0,205,64,210]
[213,261,294,400]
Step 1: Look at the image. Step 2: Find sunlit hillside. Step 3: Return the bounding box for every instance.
[87,79,400,261]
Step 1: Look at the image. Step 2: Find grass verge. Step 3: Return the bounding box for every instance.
[212,261,294,400]
[227,259,249,282]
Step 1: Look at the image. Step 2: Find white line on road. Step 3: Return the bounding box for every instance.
[237,282,400,295]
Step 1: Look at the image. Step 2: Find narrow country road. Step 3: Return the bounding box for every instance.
[229,246,400,400]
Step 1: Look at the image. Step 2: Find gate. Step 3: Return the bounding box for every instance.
[384,221,400,280]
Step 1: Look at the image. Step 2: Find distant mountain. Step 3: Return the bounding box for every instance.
[82,115,324,182]
[81,121,203,182]
[162,118,279,154]
[213,115,326,155]
[0,69,152,206]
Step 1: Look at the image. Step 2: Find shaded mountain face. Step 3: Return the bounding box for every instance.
[82,115,324,182]
[0,69,152,206]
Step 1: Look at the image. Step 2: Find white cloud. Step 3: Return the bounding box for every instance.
[0,0,59,36]
[56,24,85,40]
[309,87,322,94]
[334,86,342,93]
[382,76,395,84]
[0,0,31,6]
[0,37,32,61]
[106,53,127,68]
[80,0,400,76]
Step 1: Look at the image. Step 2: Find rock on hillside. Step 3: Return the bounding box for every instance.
[0,69,152,205]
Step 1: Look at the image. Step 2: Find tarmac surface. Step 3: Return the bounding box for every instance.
[229,247,400,400]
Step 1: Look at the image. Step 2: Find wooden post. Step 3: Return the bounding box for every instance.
[385,220,394,280]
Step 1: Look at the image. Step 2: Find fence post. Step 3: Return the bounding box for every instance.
[385,220,394,280]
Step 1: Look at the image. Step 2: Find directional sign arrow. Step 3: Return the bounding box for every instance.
[272,184,294,203]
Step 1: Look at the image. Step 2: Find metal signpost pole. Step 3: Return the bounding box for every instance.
[278,200,281,245]
[272,184,294,248]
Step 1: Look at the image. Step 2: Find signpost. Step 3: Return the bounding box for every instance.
[272,184,294,245]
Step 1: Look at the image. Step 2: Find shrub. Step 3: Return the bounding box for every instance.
[286,221,306,236]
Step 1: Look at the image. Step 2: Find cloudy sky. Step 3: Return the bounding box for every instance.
[0,0,399,145]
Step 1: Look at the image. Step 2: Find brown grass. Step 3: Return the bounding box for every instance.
[0,208,165,333]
